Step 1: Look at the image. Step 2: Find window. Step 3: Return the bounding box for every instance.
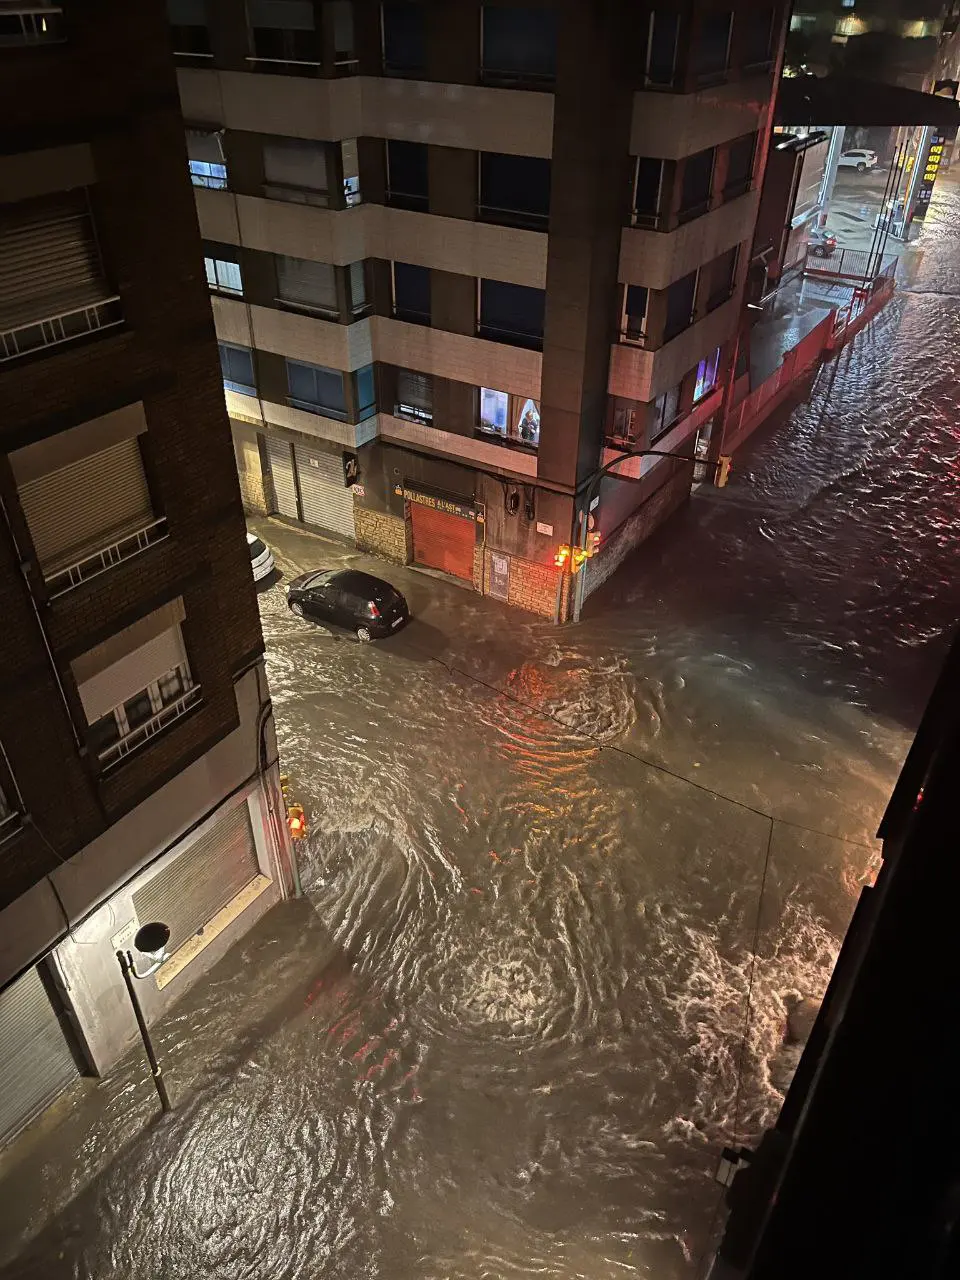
[88,662,196,765]
[481,6,557,83]
[330,0,356,66]
[286,358,346,417]
[632,157,665,227]
[478,279,545,350]
[664,271,697,341]
[724,135,756,199]
[347,261,367,313]
[622,285,648,343]
[396,369,433,423]
[707,247,737,309]
[355,364,376,419]
[342,138,362,206]
[479,152,550,229]
[276,255,338,314]
[608,399,643,444]
[167,0,211,54]
[392,261,430,323]
[479,388,540,447]
[646,11,679,86]
[651,381,682,443]
[263,137,328,204]
[219,342,256,395]
[187,130,226,188]
[248,0,320,64]
[693,11,732,80]
[0,4,64,45]
[386,140,429,210]
[0,191,121,363]
[678,147,715,222]
[742,7,773,66]
[204,255,243,294]
[694,346,721,401]
[382,2,425,73]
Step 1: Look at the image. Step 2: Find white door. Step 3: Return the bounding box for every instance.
[265,436,298,520]
[293,442,356,540]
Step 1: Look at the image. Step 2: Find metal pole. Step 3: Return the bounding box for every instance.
[117,950,171,1112]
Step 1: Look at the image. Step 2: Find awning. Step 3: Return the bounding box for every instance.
[776,75,960,127]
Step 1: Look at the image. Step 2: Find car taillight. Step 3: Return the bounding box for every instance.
[368,601,380,618]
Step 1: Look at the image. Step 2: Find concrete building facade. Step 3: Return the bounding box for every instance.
[171,0,789,618]
[0,0,292,1145]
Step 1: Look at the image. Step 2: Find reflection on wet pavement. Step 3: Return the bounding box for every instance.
[5,184,960,1280]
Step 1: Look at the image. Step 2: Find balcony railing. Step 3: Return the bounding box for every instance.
[477,203,549,232]
[98,685,202,769]
[0,296,122,362]
[0,5,63,45]
[46,517,168,598]
[477,323,544,351]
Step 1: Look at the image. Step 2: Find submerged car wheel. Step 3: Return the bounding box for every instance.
[356,625,372,643]
[856,162,866,172]
[291,601,304,617]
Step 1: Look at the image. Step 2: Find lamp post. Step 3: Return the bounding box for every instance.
[116,921,172,1113]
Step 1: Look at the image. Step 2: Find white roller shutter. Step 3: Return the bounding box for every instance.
[0,966,80,1147]
[18,437,152,575]
[266,436,298,518]
[276,255,337,311]
[0,193,106,331]
[132,802,261,956]
[294,442,355,539]
[75,626,188,722]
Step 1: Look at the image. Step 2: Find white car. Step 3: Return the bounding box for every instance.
[247,531,275,582]
[838,149,879,173]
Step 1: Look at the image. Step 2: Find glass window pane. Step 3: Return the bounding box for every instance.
[382,1,425,70]
[356,364,376,417]
[387,140,429,200]
[204,256,216,286]
[248,0,315,29]
[393,261,430,321]
[482,7,556,78]
[158,668,186,706]
[331,0,354,55]
[647,11,679,84]
[216,259,243,292]
[479,280,545,340]
[512,397,540,446]
[264,138,328,192]
[480,152,551,221]
[124,690,154,731]
[479,387,509,435]
[287,359,345,413]
[89,712,120,755]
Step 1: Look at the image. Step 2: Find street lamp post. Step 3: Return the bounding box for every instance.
[116,921,172,1113]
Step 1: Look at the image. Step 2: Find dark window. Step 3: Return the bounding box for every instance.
[330,0,355,64]
[651,381,682,443]
[168,0,211,54]
[623,285,648,342]
[219,342,256,394]
[386,140,429,210]
[664,272,697,341]
[479,279,545,350]
[286,359,346,416]
[679,147,715,222]
[158,668,188,707]
[646,12,679,85]
[276,255,338,313]
[124,690,154,732]
[741,7,773,66]
[396,369,433,422]
[724,135,756,199]
[382,2,425,73]
[392,262,430,323]
[693,11,732,79]
[89,713,121,757]
[249,0,320,64]
[263,137,329,203]
[355,364,377,419]
[708,247,738,308]
[633,157,664,225]
[482,6,557,82]
[479,152,551,229]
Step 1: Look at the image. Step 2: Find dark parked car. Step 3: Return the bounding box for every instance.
[807,228,837,258]
[286,569,409,641]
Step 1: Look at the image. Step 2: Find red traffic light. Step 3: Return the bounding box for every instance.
[287,804,307,840]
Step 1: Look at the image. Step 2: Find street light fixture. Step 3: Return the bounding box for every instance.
[116,921,172,1113]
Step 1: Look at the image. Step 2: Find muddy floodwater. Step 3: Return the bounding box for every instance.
[4,186,960,1280]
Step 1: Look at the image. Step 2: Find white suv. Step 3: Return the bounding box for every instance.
[838,149,879,173]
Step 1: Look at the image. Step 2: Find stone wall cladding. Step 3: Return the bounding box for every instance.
[354,505,411,563]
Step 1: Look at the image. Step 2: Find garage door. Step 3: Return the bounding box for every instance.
[265,437,298,520]
[0,965,80,1146]
[410,502,476,581]
[133,802,261,956]
[293,442,356,540]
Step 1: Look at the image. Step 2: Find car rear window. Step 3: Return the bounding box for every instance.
[249,537,268,559]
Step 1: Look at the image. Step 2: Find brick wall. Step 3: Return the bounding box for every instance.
[354,505,411,563]
[479,548,563,619]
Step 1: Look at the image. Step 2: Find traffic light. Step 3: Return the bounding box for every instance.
[554,544,571,569]
[716,455,733,488]
[587,531,602,556]
[287,804,307,840]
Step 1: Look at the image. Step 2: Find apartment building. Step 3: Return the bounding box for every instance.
[0,0,292,1145]
[171,0,787,618]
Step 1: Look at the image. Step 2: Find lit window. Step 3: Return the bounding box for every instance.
[219,342,256,396]
[479,388,540,447]
[204,256,243,293]
[694,346,721,401]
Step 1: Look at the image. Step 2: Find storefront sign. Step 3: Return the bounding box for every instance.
[489,552,510,601]
[400,487,477,521]
[536,521,554,536]
[914,129,946,221]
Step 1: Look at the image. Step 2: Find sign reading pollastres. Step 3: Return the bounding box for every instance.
[394,484,485,523]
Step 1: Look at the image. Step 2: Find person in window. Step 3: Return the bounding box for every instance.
[516,399,540,445]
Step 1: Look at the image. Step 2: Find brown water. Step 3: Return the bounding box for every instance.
[4,187,960,1280]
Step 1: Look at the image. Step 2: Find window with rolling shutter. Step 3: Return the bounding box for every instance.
[263,138,328,204]
[396,369,433,423]
[0,191,120,362]
[276,254,337,313]
[18,436,155,579]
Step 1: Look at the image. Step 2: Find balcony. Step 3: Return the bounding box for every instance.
[98,685,202,770]
[630,75,772,161]
[619,189,758,291]
[0,294,123,363]
[608,295,738,403]
[46,518,169,599]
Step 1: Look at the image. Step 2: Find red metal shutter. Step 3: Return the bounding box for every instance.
[410,503,475,581]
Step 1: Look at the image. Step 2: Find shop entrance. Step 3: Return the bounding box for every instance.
[410,502,475,581]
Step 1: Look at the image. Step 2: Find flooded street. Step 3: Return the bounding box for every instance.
[4,187,960,1280]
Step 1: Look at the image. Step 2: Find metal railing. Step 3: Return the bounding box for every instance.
[804,245,899,282]
[477,323,544,351]
[477,204,549,231]
[1,296,122,362]
[0,5,63,45]
[46,517,168,598]
[98,685,202,768]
